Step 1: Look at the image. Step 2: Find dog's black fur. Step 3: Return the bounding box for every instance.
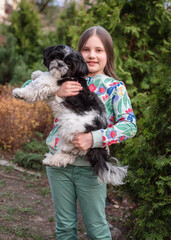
[43,45,110,175]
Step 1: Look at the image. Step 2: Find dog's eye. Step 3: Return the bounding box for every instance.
[58,63,63,67]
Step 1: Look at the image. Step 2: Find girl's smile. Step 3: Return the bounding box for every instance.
[81,35,107,77]
[87,61,98,66]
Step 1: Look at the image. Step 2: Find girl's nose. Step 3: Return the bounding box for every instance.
[88,50,95,59]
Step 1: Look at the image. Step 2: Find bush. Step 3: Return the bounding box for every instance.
[8,0,43,66]
[0,85,53,151]
[14,133,48,171]
[0,32,47,86]
[0,34,31,85]
[113,69,171,239]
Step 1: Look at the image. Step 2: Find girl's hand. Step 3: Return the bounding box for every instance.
[72,132,93,151]
[55,81,83,97]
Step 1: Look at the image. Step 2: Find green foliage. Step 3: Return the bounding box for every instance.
[8,0,43,66]
[14,133,48,171]
[113,65,170,239]
[0,0,48,85]
[0,32,44,85]
[0,3,49,85]
[14,150,44,171]
[10,61,31,86]
[0,34,30,85]
[115,0,171,92]
[55,2,79,46]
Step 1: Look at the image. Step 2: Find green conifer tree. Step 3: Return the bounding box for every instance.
[0,34,28,85]
[8,0,42,65]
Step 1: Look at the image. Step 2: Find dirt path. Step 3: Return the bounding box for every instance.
[0,164,133,240]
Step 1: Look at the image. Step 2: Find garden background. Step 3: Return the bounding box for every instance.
[0,0,170,239]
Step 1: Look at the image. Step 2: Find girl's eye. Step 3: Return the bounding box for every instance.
[97,49,103,52]
[83,48,89,52]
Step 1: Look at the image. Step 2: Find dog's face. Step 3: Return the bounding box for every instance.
[43,45,88,78]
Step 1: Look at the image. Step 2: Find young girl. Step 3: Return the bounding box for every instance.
[46,26,137,240]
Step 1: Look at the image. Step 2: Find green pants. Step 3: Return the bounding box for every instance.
[46,165,111,240]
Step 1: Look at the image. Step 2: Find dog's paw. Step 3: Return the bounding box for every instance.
[43,158,51,166]
[53,153,76,167]
[12,88,24,100]
[43,153,76,167]
[31,70,43,80]
[43,153,52,166]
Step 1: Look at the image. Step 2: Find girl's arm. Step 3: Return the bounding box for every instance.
[73,82,137,151]
[22,79,33,88]
[91,82,137,148]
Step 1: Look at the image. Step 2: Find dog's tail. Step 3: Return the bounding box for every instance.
[87,149,128,186]
[98,160,128,186]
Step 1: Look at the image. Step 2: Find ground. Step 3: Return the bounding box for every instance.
[0,163,135,240]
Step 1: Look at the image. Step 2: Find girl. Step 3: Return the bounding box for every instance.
[46,26,137,240]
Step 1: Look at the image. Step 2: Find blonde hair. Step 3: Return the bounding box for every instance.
[78,26,118,79]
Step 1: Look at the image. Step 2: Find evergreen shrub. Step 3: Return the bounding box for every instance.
[0,34,31,85]
[113,69,171,240]
[8,0,43,66]
[14,133,48,171]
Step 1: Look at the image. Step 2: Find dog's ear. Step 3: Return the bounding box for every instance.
[43,45,66,69]
[64,53,88,77]
[75,55,89,77]
[43,46,55,68]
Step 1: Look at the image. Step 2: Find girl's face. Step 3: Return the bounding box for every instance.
[81,35,107,77]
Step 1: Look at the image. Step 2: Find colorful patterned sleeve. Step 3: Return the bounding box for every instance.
[92,81,137,148]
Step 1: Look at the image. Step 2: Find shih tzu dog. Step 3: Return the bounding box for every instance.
[12,45,127,185]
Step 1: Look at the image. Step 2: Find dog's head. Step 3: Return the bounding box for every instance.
[43,45,88,78]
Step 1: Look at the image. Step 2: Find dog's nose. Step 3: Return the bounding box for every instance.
[49,66,58,71]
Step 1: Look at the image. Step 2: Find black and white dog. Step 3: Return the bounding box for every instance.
[12,45,127,185]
